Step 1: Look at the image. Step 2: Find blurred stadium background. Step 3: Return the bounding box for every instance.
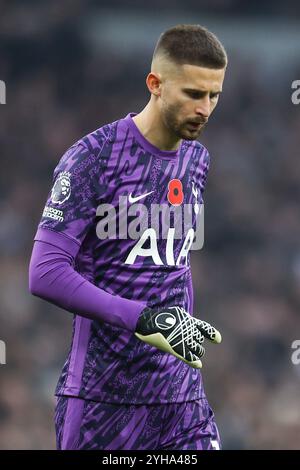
[0,0,300,449]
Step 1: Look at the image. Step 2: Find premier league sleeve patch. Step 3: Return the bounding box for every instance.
[51,171,71,205]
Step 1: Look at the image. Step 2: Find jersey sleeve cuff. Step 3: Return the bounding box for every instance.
[34,227,81,258]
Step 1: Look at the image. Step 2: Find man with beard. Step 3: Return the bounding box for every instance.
[29,24,227,450]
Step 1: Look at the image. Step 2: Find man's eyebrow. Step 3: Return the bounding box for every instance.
[182,88,222,94]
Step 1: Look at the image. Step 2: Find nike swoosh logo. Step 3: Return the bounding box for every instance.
[128,190,154,203]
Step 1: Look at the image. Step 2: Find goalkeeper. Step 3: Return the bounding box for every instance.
[29,24,227,450]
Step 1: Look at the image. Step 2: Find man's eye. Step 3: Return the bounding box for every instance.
[210,94,219,100]
[187,92,200,99]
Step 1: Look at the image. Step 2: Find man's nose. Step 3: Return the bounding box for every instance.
[195,96,210,118]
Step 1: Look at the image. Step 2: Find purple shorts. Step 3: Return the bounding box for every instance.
[55,395,221,450]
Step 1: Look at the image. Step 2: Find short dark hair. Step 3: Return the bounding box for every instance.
[153,24,227,69]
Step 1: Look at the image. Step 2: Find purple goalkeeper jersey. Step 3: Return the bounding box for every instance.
[36,112,210,404]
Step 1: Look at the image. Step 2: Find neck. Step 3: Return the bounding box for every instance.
[132,101,182,152]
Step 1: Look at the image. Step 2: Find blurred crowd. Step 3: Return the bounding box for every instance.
[0,2,300,449]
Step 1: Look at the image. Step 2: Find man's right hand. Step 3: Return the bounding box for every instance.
[135,306,221,369]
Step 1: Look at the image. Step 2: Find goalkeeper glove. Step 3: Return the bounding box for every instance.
[135,306,221,369]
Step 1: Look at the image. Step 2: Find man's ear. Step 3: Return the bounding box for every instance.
[146,72,162,97]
